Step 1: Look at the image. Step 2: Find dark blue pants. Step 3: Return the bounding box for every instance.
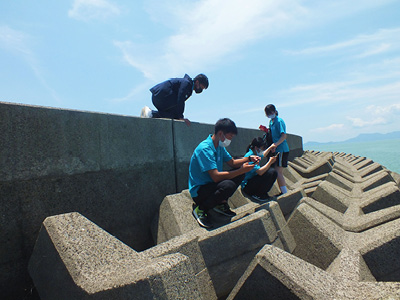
[151,95,178,119]
[243,168,277,197]
[193,174,245,212]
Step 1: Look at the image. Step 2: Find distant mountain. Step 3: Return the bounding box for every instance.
[305,131,400,147]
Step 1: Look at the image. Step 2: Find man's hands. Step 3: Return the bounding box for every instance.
[240,162,255,173]
[249,155,261,164]
[239,156,259,174]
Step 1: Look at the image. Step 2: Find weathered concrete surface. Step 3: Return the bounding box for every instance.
[0,102,175,298]
[30,204,295,299]
[227,245,400,300]
[29,212,214,300]
[227,150,400,299]
[141,231,217,300]
[0,101,303,299]
[283,151,333,197]
[152,188,296,298]
[28,149,400,299]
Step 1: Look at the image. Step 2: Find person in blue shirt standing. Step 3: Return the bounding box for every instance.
[188,118,260,228]
[241,137,278,202]
[264,104,290,195]
[140,74,209,126]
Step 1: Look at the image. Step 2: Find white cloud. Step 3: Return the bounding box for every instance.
[347,117,387,127]
[310,123,345,133]
[286,27,400,58]
[356,43,391,58]
[68,0,120,21]
[346,104,400,128]
[0,25,30,54]
[116,0,308,80]
[116,0,399,81]
[277,60,400,109]
[110,80,151,103]
[0,26,60,102]
[113,40,162,80]
[366,103,400,115]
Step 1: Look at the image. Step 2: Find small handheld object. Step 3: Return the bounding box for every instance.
[274,152,280,157]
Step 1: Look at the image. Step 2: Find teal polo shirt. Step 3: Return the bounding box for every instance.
[241,149,261,188]
[269,116,290,153]
[188,134,233,197]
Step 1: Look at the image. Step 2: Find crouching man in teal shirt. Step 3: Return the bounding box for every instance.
[188,118,260,228]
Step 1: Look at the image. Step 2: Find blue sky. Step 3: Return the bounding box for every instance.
[1,0,400,143]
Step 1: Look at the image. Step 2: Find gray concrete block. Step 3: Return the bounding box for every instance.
[144,231,205,275]
[361,182,400,214]
[153,191,205,244]
[142,230,218,299]
[227,244,337,300]
[198,210,279,298]
[312,181,350,213]
[199,210,277,266]
[325,171,354,192]
[275,188,305,217]
[361,170,396,192]
[359,218,400,282]
[29,212,205,300]
[326,248,376,282]
[228,244,400,300]
[228,187,252,208]
[288,156,332,179]
[237,150,400,294]
[152,185,297,298]
[208,249,260,298]
[390,171,400,187]
[264,201,296,253]
[359,162,384,178]
[287,202,343,270]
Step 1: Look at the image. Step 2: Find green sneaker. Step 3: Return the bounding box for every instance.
[193,206,213,228]
[213,203,236,217]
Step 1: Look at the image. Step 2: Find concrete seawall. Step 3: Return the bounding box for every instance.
[0,101,303,299]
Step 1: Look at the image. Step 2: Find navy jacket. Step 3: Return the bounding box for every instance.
[150,74,193,119]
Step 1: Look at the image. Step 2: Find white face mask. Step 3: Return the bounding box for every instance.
[219,134,232,147]
[256,149,264,156]
[267,113,276,119]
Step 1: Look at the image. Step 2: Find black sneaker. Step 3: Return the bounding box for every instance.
[251,195,266,202]
[193,206,213,228]
[251,195,276,203]
[213,203,236,217]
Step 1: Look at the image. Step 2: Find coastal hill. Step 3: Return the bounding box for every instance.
[305,131,400,147]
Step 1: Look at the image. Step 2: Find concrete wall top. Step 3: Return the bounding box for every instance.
[0,101,175,182]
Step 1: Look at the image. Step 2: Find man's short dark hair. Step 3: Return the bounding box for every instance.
[194,74,209,89]
[215,118,238,135]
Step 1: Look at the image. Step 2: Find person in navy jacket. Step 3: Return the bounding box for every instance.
[140,74,209,126]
